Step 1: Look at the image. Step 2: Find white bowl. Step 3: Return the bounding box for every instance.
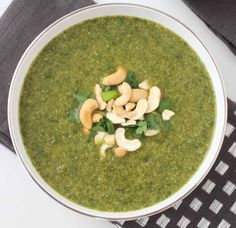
[8,3,227,221]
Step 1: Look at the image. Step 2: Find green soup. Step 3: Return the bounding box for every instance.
[19,16,215,212]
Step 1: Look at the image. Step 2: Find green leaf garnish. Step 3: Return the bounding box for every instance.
[66,108,80,123]
[93,117,107,132]
[92,125,106,132]
[102,90,120,102]
[135,121,148,135]
[124,127,142,139]
[74,90,91,103]
[158,97,172,112]
[144,113,160,130]
[162,120,174,132]
[154,113,162,123]
[91,117,115,134]
[106,119,115,134]
[125,71,139,88]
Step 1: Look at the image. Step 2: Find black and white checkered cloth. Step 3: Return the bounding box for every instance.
[113,99,236,228]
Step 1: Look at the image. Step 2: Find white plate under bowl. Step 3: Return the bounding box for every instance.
[8,3,227,221]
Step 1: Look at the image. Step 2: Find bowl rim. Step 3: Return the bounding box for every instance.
[8,3,227,221]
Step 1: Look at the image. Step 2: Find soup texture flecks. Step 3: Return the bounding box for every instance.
[19,16,215,212]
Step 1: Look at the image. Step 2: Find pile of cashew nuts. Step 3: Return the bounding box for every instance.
[79,66,175,158]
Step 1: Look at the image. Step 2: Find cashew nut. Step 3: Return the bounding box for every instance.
[100,143,113,158]
[80,99,99,129]
[115,147,127,158]
[103,65,127,86]
[126,99,148,120]
[83,128,90,135]
[139,79,150,90]
[94,84,106,110]
[95,131,107,145]
[113,105,126,117]
[129,89,148,103]
[139,116,144,120]
[121,120,137,126]
[144,129,159,136]
[146,86,161,113]
[113,105,136,119]
[104,134,115,145]
[162,109,175,121]
[125,102,136,112]
[115,128,141,151]
[92,112,103,123]
[114,82,132,106]
[106,111,126,124]
[106,99,114,112]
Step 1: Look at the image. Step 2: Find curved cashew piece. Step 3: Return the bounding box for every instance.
[94,84,106,110]
[113,105,136,119]
[114,82,132,106]
[80,99,99,129]
[121,120,136,126]
[129,89,148,103]
[83,128,90,135]
[95,131,107,145]
[92,112,103,123]
[139,116,144,120]
[126,99,148,120]
[106,99,114,112]
[106,111,126,124]
[139,80,150,90]
[146,86,161,113]
[103,66,127,86]
[144,129,159,136]
[104,134,115,145]
[125,102,136,112]
[113,105,126,117]
[162,109,175,121]
[100,143,113,158]
[115,128,141,151]
[115,147,127,158]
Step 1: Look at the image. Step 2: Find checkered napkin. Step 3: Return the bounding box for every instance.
[112,99,236,227]
[0,1,236,228]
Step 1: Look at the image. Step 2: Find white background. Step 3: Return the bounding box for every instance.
[1,0,236,227]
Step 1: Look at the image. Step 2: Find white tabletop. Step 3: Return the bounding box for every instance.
[1,1,236,228]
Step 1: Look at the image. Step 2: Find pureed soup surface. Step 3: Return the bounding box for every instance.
[20,16,215,212]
